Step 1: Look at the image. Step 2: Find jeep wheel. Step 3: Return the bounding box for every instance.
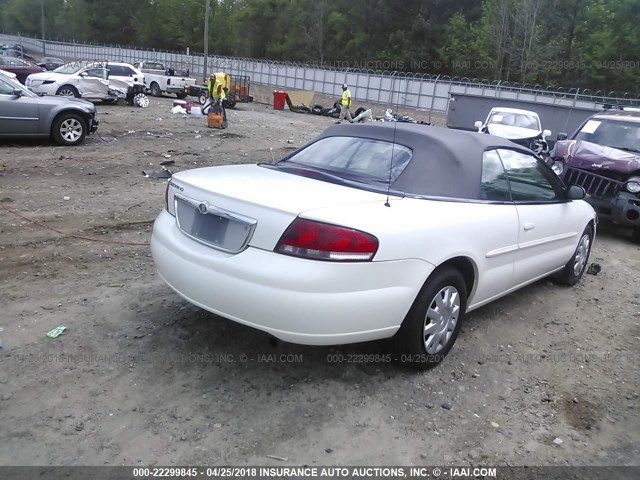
[52,113,87,146]
[198,92,208,105]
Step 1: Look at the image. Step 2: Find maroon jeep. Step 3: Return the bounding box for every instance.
[548,108,640,242]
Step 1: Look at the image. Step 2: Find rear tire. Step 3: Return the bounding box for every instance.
[394,267,467,369]
[56,85,79,98]
[555,224,593,285]
[150,82,161,97]
[52,113,87,146]
[198,92,208,105]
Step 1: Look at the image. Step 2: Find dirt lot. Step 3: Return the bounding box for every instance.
[0,97,638,467]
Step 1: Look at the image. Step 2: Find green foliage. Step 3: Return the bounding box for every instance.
[0,0,638,92]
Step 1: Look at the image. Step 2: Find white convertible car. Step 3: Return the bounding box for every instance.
[151,124,596,368]
[25,61,145,102]
[475,107,552,155]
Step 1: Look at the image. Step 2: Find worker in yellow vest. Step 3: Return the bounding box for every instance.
[336,83,353,123]
[207,72,229,123]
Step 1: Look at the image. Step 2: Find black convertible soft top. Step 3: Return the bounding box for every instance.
[316,123,534,199]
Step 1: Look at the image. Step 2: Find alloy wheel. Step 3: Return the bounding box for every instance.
[60,118,83,143]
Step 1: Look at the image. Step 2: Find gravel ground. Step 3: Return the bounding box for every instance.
[0,96,638,467]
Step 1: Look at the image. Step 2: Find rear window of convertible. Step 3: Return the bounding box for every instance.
[279,136,412,184]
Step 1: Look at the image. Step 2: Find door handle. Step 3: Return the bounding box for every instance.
[523,222,535,231]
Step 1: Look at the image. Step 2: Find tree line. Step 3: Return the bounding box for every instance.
[1,0,638,93]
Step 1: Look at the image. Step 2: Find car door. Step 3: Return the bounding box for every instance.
[496,148,582,286]
[470,149,519,306]
[0,76,40,135]
[77,67,109,97]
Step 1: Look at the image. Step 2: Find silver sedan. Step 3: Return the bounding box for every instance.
[0,70,98,146]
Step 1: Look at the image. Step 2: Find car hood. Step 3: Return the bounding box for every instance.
[486,124,540,140]
[555,140,640,174]
[27,71,71,81]
[35,94,96,111]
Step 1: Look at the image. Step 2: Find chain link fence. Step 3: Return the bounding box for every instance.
[2,33,639,113]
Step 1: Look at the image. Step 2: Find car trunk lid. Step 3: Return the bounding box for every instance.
[166,164,389,251]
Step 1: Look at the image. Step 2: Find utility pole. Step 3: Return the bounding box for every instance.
[41,0,46,56]
[203,0,210,82]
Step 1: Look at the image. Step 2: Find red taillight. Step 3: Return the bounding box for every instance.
[275,218,378,262]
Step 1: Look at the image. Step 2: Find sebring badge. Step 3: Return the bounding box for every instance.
[198,203,208,214]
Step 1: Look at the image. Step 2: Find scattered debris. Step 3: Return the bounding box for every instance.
[265,455,288,462]
[142,168,172,179]
[46,326,66,339]
[171,106,187,115]
[490,421,500,428]
[587,263,601,275]
[160,160,175,166]
[63,196,70,201]
[553,437,564,445]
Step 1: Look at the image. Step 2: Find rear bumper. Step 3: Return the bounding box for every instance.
[586,192,640,226]
[150,209,433,345]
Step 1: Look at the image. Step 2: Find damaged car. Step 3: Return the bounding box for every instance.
[25,61,147,106]
[475,107,551,155]
[0,69,98,146]
[548,107,640,242]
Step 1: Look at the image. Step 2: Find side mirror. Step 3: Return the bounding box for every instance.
[474,121,483,130]
[557,132,568,141]
[542,129,551,138]
[12,89,23,97]
[567,184,585,200]
[79,72,87,77]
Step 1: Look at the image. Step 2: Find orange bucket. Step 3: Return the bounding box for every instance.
[208,112,224,128]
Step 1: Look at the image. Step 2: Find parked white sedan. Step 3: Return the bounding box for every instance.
[25,61,144,101]
[151,124,596,368]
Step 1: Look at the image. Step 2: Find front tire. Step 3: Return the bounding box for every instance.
[56,85,80,98]
[394,267,467,369]
[52,113,87,146]
[556,224,593,285]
